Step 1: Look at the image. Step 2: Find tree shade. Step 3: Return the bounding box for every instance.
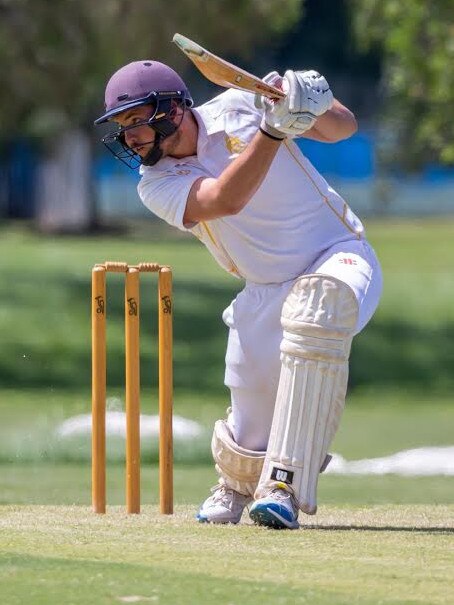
[350,0,454,168]
[0,0,303,139]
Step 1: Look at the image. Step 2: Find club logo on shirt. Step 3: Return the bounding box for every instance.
[173,163,191,176]
[225,134,247,154]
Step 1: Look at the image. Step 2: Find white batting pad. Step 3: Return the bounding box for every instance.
[212,419,266,497]
[255,274,359,514]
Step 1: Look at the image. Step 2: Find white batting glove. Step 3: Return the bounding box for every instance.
[254,71,283,109]
[260,69,334,138]
[256,72,287,139]
[286,70,333,117]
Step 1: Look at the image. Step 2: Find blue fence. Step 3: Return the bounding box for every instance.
[2,134,454,220]
[0,141,37,218]
[297,132,375,179]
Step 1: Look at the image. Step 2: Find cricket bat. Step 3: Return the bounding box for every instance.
[172,33,285,100]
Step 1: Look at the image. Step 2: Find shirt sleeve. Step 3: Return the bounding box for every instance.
[137,165,209,232]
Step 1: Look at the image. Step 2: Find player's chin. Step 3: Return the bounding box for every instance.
[134,144,153,158]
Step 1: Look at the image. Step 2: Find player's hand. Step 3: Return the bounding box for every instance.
[286,70,333,118]
[254,71,283,109]
[256,72,287,139]
[259,69,334,138]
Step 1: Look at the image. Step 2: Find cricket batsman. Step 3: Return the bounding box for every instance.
[95,59,382,529]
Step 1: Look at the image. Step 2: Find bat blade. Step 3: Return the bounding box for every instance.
[172,33,285,100]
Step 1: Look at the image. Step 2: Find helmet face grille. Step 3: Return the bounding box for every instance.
[102,128,145,169]
[98,93,187,169]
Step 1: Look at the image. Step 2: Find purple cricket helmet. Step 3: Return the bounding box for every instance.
[95,60,193,124]
[94,61,193,168]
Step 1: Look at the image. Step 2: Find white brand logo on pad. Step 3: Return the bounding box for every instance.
[271,467,294,484]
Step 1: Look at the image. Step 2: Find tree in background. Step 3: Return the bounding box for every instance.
[350,0,454,169]
[0,0,303,231]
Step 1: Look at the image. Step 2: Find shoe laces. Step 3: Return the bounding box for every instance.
[210,484,237,507]
[210,483,251,509]
[269,486,299,512]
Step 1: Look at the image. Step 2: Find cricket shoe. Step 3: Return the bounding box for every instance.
[197,484,252,524]
[249,484,300,529]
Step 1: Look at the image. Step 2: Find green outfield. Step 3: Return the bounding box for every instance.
[1,219,453,604]
[2,505,453,605]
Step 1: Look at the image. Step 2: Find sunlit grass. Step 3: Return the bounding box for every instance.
[1,504,453,605]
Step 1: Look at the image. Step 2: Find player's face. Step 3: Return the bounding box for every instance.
[114,106,156,157]
[114,104,184,160]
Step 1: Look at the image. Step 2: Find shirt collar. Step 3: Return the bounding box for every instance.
[192,103,225,136]
[192,105,224,158]
[139,101,224,174]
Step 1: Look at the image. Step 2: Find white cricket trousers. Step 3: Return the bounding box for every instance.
[222,239,383,451]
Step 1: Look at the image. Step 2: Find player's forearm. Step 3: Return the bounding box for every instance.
[304,99,357,143]
[184,130,281,222]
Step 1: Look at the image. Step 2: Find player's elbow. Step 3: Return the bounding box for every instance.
[335,111,358,141]
[343,115,358,139]
[325,121,357,143]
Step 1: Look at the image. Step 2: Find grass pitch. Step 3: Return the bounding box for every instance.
[1,219,454,604]
[1,505,453,605]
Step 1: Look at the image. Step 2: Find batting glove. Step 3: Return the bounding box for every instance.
[259,69,334,138]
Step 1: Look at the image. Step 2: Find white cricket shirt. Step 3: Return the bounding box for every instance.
[138,89,364,284]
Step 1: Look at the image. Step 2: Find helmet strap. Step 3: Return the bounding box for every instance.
[140,101,185,167]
